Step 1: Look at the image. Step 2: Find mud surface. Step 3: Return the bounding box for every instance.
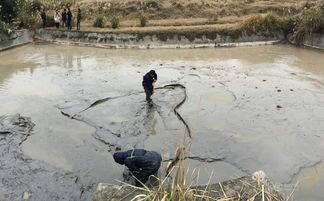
[0,114,82,201]
[0,44,324,200]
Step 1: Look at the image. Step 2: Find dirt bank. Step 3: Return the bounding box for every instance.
[92,172,283,201]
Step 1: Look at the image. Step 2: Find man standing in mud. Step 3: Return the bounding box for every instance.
[113,149,162,187]
[142,70,157,103]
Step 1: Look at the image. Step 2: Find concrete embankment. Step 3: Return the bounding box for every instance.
[35,28,283,49]
[302,34,324,50]
[0,30,32,51]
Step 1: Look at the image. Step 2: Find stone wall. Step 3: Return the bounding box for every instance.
[0,30,32,51]
[303,34,324,50]
[36,29,283,49]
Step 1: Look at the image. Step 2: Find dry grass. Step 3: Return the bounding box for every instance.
[41,0,322,22]
[38,0,324,38]
[119,132,284,201]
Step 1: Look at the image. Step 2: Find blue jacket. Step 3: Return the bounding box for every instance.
[113,149,161,173]
[142,71,157,92]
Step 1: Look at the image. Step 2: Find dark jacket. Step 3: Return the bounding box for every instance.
[41,12,46,20]
[62,11,67,21]
[77,11,81,21]
[142,71,157,92]
[67,11,72,21]
[113,149,162,173]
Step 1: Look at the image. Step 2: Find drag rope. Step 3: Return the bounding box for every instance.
[61,83,191,137]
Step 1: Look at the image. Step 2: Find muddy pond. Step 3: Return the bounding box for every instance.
[0,43,324,201]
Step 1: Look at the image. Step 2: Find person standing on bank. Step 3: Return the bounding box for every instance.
[54,10,60,29]
[77,8,81,31]
[142,70,157,103]
[67,8,72,30]
[41,9,46,28]
[113,149,162,187]
[61,8,67,27]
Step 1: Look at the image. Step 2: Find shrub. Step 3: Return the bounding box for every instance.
[139,13,148,27]
[110,15,119,29]
[0,20,12,34]
[293,6,324,44]
[241,14,264,35]
[262,12,284,33]
[45,14,56,27]
[282,17,297,37]
[0,0,19,23]
[15,0,43,28]
[93,15,104,28]
[241,12,284,36]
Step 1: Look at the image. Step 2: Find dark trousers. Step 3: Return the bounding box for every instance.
[62,20,66,27]
[55,22,59,28]
[77,20,80,30]
[42,19,46,28]
[67,20,72,30]
[143,85,153,102]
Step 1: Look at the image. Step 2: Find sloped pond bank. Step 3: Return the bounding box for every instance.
[0,44,324,200]
[92,172,283,201]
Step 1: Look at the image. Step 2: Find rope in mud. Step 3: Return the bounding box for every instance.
[61,83,191,137]
[163,156,225,163]
[60,84,225,172]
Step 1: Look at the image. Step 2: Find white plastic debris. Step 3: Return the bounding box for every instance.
[252,170,267,182]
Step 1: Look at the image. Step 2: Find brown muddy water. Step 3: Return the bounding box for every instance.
[0,43,324,201]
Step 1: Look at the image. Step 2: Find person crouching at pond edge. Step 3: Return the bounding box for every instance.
[113,149,162,187]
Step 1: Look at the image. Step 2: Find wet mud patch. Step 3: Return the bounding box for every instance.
[59,86,186,156]
[0,114,83,201]
[179,74,201,83]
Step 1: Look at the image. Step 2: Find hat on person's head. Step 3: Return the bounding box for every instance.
[149,70,156,75]
[113,152,127,165]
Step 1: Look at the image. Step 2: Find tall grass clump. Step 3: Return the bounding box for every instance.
[0,20,12,34]
[93,15,105,28]
[139,13,148,27]
[241,12,284,36]
[45,14,56,27]
[110,15,120,29]
[15,0,43,28]
[282,16,297,38]
[293,6,324,44]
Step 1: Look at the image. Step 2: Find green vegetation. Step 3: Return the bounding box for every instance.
[16,0,42,28]
[241,12,284,36]
[45,14,56,27]
[93,15,105,28]
[292,5,324,44]
[0,20,12,34]
[110,15,120,29]
[0,0,19,23]
[139,13,148,27]
[38,0,75,10]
